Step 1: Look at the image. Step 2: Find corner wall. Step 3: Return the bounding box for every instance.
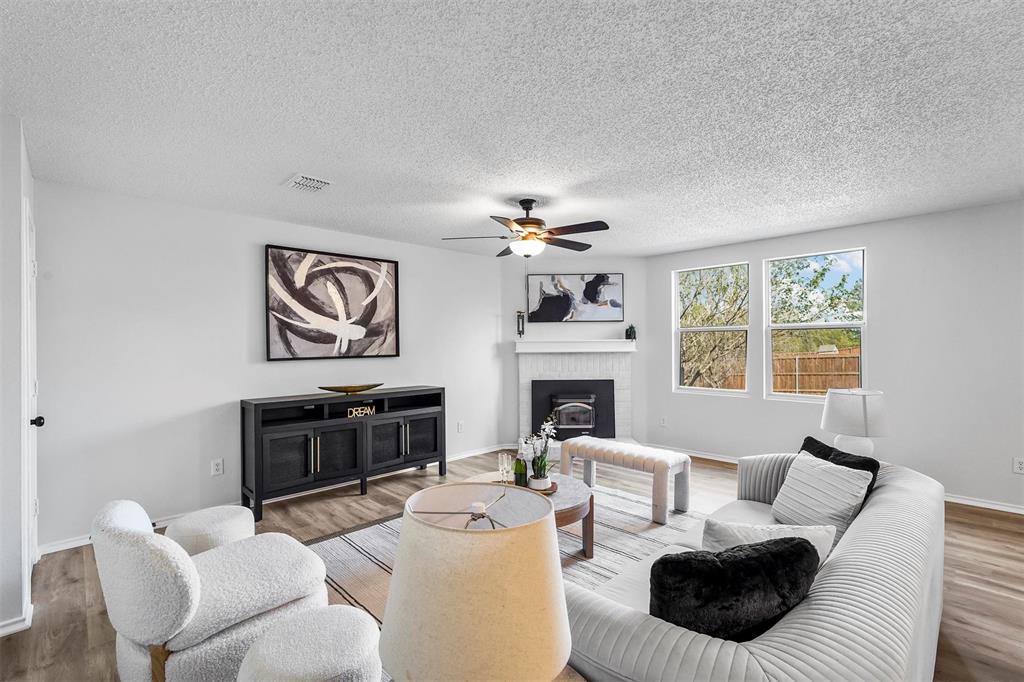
[497,255,648,443]
[34,182,507,548]
[643,201,1024,510]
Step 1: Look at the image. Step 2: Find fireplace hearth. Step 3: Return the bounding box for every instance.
[531,380,614,440]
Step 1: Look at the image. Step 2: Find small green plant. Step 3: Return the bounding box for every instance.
[532,449,549,479]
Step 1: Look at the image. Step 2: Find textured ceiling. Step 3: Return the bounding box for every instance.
[1,1,1022,257]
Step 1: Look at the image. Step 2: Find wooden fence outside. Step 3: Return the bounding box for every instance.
[712,347,861,393]
[772,347,861,395]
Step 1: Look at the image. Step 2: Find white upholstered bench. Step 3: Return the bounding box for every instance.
[559,436,690,524]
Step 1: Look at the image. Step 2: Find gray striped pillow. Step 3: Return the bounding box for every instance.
[771,454,872,545]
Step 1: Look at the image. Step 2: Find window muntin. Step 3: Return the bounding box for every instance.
[675,263,749,392]
[767,250,864,397]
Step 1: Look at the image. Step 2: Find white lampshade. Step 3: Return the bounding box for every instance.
[379,483,571,682]
[509,236,546,257]
[820,388,887,437]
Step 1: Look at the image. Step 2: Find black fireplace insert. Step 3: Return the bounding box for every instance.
[531,379,614,440]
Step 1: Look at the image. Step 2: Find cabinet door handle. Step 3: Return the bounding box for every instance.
[405,423,411,455]
[316,436,321,472]
[309,438,314,473]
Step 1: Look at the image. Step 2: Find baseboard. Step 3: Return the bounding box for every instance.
[944,494,1024,515]
[38,534,91,555]
[0,604,33,637]
[447,443,517,461]
[642,442,739,465]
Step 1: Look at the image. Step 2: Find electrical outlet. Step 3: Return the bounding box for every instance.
[210,458,224,477]
[457,420,465,433]
[1013,457,1024,475]
[659,416,667,428]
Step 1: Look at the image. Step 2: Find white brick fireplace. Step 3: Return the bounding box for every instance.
[516,340,637,439]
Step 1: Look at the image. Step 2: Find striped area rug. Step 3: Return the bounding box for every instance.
[306,485,706,623]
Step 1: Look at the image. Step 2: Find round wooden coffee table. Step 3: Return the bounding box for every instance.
[465,471,594,558]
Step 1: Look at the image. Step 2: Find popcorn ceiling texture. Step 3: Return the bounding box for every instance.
[1,1,1022,256]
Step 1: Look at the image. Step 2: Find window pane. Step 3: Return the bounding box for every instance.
[769,250,863,325]
[771,328,861,395]
[679,331,747,390]
[678,264,749,328]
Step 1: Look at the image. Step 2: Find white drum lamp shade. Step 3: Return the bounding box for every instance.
[379,483,571,682]
[820,388,887,456]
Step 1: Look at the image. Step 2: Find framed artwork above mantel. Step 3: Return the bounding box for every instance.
[527,273,624,323]
[265,244,399,360]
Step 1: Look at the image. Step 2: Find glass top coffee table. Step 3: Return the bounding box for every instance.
[465,471,594,558]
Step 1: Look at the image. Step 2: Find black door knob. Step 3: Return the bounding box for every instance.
[30,416,45,427]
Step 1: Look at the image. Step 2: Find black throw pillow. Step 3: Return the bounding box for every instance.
[649,537,818,641]
[800,436,881,498]
[799,435,835,460]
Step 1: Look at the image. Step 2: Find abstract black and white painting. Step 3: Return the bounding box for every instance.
[527,273,624,322]
[266,245,399,360]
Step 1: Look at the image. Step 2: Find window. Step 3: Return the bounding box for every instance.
[767,249,864,397]
[675,263,749,391]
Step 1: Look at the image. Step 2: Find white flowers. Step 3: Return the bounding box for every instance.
[519,416,558,458]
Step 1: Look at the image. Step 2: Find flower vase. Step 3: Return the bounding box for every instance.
[528,476,551,490]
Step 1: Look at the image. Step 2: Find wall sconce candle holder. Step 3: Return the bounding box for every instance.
[516,310,526,338]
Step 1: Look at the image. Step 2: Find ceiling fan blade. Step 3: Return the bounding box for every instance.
[544,237,592,252]
[544,220,609,236]
[496,245,513,257]
[441,235,509,240]
[490,216,522,233]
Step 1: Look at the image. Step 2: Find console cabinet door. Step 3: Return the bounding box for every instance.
[315,423,364,481]
[262,429,315,492]
[367,417,405,471]
[404,413,443,461]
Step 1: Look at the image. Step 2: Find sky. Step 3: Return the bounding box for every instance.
[799,249,863,290]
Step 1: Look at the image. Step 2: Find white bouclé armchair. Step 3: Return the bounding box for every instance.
[91,500,328,681]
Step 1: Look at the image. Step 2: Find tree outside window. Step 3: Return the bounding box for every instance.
[767,250,865,396]
[675,263,749,391]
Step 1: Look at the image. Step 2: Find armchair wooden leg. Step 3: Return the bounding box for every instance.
[150,643,170,682]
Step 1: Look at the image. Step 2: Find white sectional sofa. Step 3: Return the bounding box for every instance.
[565,453,945,682]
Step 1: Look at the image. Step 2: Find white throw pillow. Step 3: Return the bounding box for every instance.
[771,454,872,545]
[702,518,836,567]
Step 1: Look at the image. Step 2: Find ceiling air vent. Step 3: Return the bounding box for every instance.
[285,173,332,193]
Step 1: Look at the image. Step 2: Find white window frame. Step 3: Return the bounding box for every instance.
[672,261,750,396]
[763,248,866,402]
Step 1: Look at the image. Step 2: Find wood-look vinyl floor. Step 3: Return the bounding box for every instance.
[1,453,1020,681]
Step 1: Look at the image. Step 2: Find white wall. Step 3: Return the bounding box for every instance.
[0,112,34,633]
[29,181,1024,553]
[34,182,507,547]
[497,255,648,443]
[644,201,1024,509]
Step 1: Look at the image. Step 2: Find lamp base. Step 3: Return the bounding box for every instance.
[833,434,874,457]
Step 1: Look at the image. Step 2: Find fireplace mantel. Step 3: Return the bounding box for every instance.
[515,340,637,354]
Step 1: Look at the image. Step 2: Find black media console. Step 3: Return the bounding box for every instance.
[240,385,445,520]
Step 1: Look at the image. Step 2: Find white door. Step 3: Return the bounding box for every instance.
[22,198,39,563]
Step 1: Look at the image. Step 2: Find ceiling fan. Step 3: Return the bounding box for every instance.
[442,198,609,257]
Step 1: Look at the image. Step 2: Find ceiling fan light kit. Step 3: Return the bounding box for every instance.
[442,197,610,257]
[508,234,546,257]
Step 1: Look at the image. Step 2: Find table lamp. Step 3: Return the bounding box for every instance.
[379,482,571,682]
[820,388,887,456]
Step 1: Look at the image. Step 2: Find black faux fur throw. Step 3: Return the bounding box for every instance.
[801,435,881,498]
[649,537,818,641]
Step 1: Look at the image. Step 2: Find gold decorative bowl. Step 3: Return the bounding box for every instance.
[319,383,383,394]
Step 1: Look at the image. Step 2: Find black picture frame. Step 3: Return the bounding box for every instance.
[265,244,400,361]
[526,273,625,323]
